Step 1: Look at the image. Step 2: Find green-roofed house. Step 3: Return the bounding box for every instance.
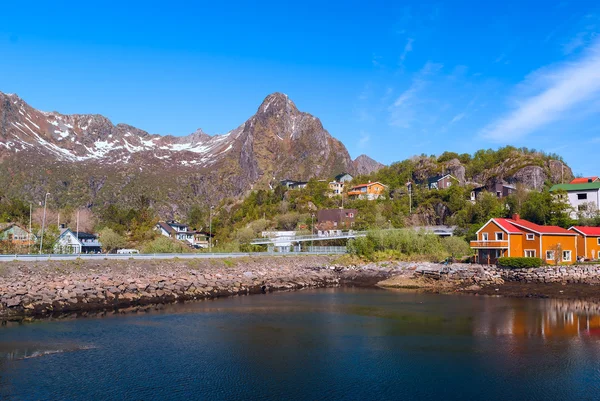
[550,182,600,219]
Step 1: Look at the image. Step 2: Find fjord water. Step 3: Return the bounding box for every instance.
[2,289,600,401]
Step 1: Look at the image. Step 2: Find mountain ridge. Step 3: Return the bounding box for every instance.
[0,90,384,213]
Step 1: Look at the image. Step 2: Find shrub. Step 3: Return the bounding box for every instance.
[497,257,543,269]
[142,236,189,254]
[441,236,473,258]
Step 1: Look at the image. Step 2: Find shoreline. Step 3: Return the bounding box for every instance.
[3,257,600,321]
[0,256,391,321]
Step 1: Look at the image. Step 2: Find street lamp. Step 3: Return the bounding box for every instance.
[39,192,50,254]
[311,213,315,251]
[209,205,215,252]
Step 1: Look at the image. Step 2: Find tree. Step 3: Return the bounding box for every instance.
[99,228,126,253]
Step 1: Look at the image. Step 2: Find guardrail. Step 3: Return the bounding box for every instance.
[0,250,349,262]
[251,231,367,244]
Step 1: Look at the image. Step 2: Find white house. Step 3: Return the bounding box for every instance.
[54,229,102,254]
[156,221,210,248]
[550,182,600,218]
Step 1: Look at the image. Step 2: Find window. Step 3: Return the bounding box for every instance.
[526,234,535,240]
[598,238,600,246]
[525,250,536,258]
[482,233,489,241]
[562,250,571,262]
[577,193,587,200]
[495,232,504,240]
[546,250,555,260]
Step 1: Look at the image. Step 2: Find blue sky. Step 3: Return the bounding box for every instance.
[1,1,599,175]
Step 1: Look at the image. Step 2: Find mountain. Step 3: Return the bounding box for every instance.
[0,91,376,215]
[353,154,385,175]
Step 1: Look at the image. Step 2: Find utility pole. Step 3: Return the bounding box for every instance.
[76,210,80,254]
[39,192,50,254]
[209,205,214,252]
[28,203,32,255]
[408,182,412,214]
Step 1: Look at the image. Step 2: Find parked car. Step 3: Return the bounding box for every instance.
[116,249,140,254]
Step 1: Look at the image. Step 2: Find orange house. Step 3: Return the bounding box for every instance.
[470,214,578,265]
[348,182,387,200]
[569,226,600,260]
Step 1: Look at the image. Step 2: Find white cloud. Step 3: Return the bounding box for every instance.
[450,113,465,124]
[399,38,414,63]
[389,62,442,127]
[482,38,600,142]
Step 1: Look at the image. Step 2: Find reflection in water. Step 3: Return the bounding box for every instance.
[475,297,600,338]
[2,289,600,401]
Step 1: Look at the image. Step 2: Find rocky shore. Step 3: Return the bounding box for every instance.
[4,257,600,320]
[0,256,395,320]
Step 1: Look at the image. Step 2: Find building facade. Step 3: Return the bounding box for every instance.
[54,229,102,254]
[348,182,387,200]
[470,215,578,265]
[550,182,600,218]
[569,226,600,260]
[316,208,357,230]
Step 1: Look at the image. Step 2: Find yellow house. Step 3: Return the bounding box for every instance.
[569,226,600,260]
[470,214,578,265]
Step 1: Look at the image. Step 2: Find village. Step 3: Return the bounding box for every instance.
[0,171,598,266]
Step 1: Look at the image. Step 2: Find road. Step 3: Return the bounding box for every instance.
[0,251,347,262]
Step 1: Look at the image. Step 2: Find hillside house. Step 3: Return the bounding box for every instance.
[470,214,577,265]
[570,177,599,184]
[471,182,516,201]
[569,226,600,261]
[348,182,387,200]
[156,221,210,248]
[54,229,102,254]
[550,182,600,218]
[316,208,357,230]
[328,173,353,197]
[0,223,35,247]
[279,179,308,190]
[427,174,458,190]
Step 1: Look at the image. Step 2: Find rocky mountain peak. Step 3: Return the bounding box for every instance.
[353,154,385,175]
[257,92,298,116]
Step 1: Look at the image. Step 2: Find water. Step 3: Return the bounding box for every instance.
[2,288,600,400]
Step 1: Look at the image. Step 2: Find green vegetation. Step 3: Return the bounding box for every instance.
[347,229,473,262]
[0,146,594,255]
[497,257,543,269]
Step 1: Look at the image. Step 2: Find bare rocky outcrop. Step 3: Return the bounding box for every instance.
[443,158,466,184]
[353,154,385,175]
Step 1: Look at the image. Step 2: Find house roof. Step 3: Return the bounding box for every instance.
[0,223,15,232]
[550,182,600,191]
[334,172,352,181]
[427,174,456,184]
[492,218,524,234]
[74,232,97,240]
[503,217,575,235]
[350,181,387,190]
[569,226,600,236]
[158,221,176,235]
[570,176,599,184]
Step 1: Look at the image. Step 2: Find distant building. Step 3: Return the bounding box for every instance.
[279,179,308,190]
[156,220,210,248]
[570,177,600,184]
[471,182,516,201]
[427,174,458,190]
[410,225,456,237]
[334,173,353,182]
[328,173,354,197]
[348,182,387,200]
[317,209,357,230]
[0,223,35,247]
[54,228,102,254]
[550,182,600,218]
